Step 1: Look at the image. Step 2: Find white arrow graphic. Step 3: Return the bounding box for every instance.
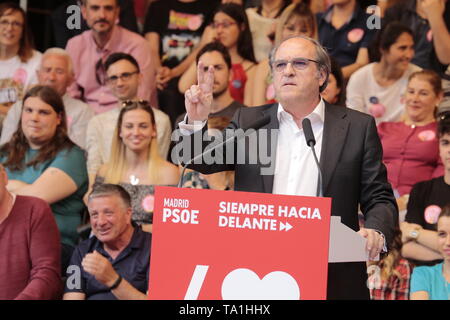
[279,222,293,232]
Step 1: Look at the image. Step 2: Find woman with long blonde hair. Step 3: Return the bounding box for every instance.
[95,100,179,232]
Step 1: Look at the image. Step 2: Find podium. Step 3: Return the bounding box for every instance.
[148,186,370,300]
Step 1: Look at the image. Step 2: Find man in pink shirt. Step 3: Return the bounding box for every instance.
[66,0,157,114]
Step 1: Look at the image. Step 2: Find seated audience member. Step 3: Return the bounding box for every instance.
[410,204,450,300]
[401,112,450,266]
[368,228,412,300]
[316,0,375,79]
[245,0,291,62]
[378,70,444,201]
[250,1,317,106]
[383,0,450,78]
[178,3,257,106]
[0,3,41,124]
[51,0,139,48]
[64,184,151,300]
[144,0,220,126]
[0,85,88,273]
[86,53,171,187]
[0,164,61,300]
[177,41,245,123]
[93,101,179,233]
[65,0,157,114]
[1,48,94,149]
[321,56,345,106]
[347,22,421,124]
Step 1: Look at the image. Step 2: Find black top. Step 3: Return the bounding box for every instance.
[406,176,450,230]
[143,0,220,68]
[317,4,376,67]
[405,176,450,266]
[64,227,151,300]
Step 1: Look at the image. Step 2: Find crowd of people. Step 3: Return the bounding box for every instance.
[0,0,449,300]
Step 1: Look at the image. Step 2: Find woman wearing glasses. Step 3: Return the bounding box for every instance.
[0,3,41,125]
[179,3,257,105]
[0,85,88,272]
[94,101,179,233]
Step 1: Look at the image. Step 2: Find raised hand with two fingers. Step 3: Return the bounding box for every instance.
[185,60,215,123]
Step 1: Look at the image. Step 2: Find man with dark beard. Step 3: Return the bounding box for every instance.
[177,41,245,125]
[65,0,157,114]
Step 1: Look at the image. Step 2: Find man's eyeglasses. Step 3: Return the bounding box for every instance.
[106,71,139,85]
[272,58,320,73]
[0,20,23,29]
[211,21,237,29]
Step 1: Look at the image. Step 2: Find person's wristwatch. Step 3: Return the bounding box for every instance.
[409,229,420,240]
[109,275,122,291]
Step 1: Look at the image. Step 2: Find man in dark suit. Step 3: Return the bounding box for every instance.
[178,35,398,299]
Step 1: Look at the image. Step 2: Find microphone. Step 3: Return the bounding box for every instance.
[302,118,323,197]
[177,115,271,188]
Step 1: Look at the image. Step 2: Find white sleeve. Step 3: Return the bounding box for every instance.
[178,114,207,135]
[346,71,366,113]
[0,101,22,145]
[85,117,103,175]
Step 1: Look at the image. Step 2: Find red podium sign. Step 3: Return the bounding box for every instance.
[148,186,332,300]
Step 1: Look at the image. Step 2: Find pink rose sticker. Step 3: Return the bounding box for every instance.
[427,30,433,42]
[142,195,155,213]
[66,116,73,129]
[418,130,436,141]
[13,68,27,85]
[266,83,275,101]
[347,28,364,43]
[424,205,441,224]
[188,15,202,31]
[369,103,386,118]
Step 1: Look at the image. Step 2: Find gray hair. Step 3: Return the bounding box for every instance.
[41,47,74,76]
[269,35,331,92]
[88,184,131,209]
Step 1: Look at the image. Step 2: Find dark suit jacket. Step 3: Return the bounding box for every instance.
[181,102,398,299]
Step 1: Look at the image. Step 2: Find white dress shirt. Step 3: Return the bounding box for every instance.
[178,100,325,197]
[272,99,324,196]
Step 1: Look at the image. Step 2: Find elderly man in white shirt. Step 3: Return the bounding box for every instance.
[0,48,94,149]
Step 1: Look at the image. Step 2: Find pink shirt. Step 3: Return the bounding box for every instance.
[66,25,157,114]
[378,121,444,196]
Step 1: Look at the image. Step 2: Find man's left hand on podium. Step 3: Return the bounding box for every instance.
[357,228,385,260]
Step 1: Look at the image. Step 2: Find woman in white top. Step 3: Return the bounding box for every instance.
[245,0,291,62]
[346,22,421,124]
[0,2,41,119]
